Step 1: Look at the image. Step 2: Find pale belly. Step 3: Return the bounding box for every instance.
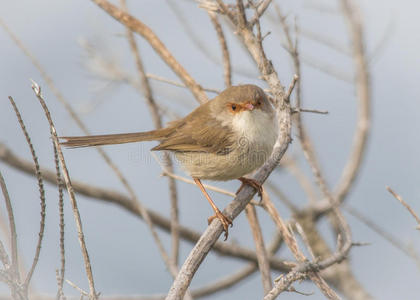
[175,144,273,181]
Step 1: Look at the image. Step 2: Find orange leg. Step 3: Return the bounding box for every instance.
[236,177,263,198]
[194,178,232,240]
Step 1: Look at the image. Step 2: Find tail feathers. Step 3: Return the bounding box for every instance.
[60,131,164,148]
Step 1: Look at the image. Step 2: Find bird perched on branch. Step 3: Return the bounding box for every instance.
[60,84,278,240]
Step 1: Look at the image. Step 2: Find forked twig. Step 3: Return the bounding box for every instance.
[263,198,340,300]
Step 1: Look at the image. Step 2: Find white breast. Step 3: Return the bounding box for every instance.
[231,109,278,153]
[229,109,278,175]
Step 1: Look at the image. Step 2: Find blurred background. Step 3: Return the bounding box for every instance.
[0,0,419,299]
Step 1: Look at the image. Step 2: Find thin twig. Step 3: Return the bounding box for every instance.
[294,222,316,260]
[65,280,89,297]
[264,270,307,300]
[249,0,273,27]
[301,54,353,83]
[300,28,351,55]
[169,1,258,80]
[387,186,420,228]
[146,73,220,94]
[91,0,208,104]
[0,170,19,285]
[0,240,10,269]
[31,81,98,300]
[245,204,272,294]
[55,269,65,300]
[193,264,257,298]
[54,142,66,300]
[333,0,371,205]
[279,157,319,204]
[345,204,420,268]
[291,107,328,115]
[263,197,340,300]
[265,179,299,213]
[8,96,46,295]
[208,11,232,87]
[154,157,235,198]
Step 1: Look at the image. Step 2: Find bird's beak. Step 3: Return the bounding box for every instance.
[244,102,254,111]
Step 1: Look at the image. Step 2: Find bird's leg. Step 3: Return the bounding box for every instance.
[193,178,232,240]
[236,177,263,199]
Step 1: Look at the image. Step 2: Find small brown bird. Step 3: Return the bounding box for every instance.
[61,84,278,239]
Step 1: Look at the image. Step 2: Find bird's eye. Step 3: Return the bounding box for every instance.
[231,104,237,111]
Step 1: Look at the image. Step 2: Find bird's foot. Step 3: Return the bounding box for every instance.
[237,177,263,199]
[208,210,233,241]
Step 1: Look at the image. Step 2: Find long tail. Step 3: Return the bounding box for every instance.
[60,130,167,148]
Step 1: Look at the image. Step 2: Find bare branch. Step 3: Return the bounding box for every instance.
[30,81,98,300]
[300,28,351,55]
[291,107,329,115]
[54,142,65,299]
[345,204,420,268]
[245,204,272,294]
[146,73,220,94]
[91,0,208,104]
[208,11,232,87]
[387,186,420,228]
[249,0,273,27]
[334,0,371,205]
[263,198,340,300]
[8,96,46,294]
[0,170,19,286]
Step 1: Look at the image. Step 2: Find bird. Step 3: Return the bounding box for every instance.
[60,84,278,240]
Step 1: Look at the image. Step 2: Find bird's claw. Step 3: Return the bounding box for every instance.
[208,211,233,241]
[237,177,263,199]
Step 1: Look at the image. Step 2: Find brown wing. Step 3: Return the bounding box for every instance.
[153,106,235,154]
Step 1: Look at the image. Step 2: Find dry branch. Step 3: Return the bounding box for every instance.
[245,204,272,294]
[7,97,46,296]
[91,0,208,104]
[387,186,420,228]
[208,11,232,87]
[30,81,98,300]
